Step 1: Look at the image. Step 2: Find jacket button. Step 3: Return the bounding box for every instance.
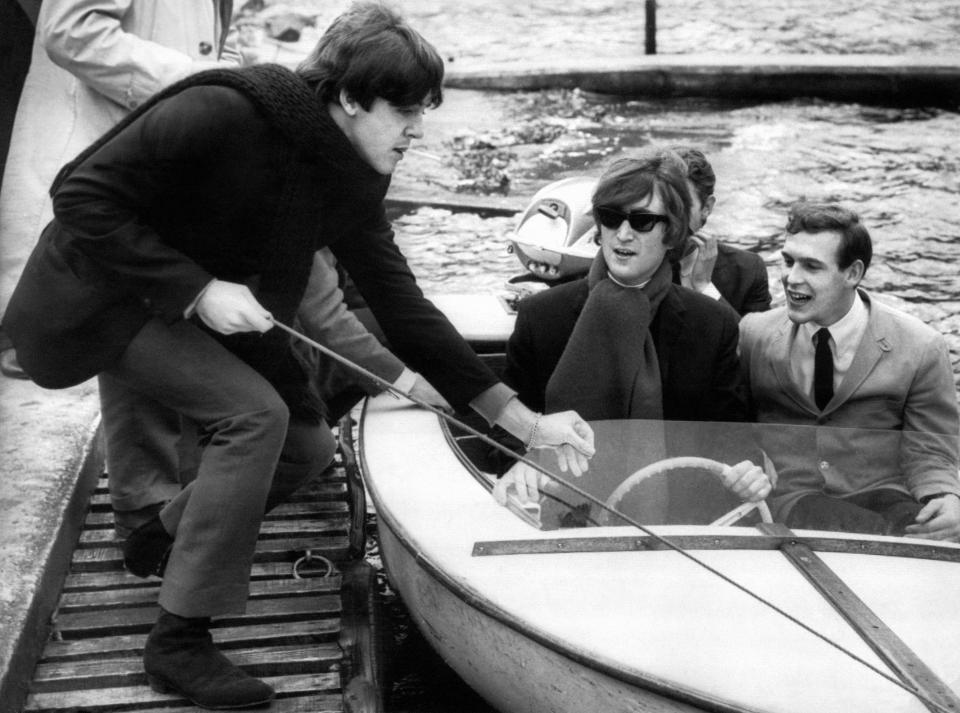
[199,41,213,55]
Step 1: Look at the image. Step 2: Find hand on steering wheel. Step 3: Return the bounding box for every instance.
[601,456,773,527]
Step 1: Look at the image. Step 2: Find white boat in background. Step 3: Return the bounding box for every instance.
[508,175,599,280]
[358,393,960,713]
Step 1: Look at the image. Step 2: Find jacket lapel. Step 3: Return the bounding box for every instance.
[825,291,887,413]
[766,314,816,414]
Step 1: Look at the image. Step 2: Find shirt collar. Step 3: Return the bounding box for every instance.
[607,272,650,289]
[799,292,868,358]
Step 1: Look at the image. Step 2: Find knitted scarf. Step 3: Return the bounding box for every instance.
[52,63,379,189]
[542,252,673,525]
[544,252,672,421]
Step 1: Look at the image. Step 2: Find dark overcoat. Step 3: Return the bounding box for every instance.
[502,277,751,523]
[711,243,771,317]
[3,66,498,414]
[504,278,748,423]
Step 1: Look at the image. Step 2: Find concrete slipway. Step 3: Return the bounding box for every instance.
[0,377,102,711]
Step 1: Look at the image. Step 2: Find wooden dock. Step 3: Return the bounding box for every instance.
[17,419,386,713]
[385,186,523,217]
[444,54,960,106]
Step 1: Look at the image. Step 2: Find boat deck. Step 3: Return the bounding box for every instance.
[16,420,382,713]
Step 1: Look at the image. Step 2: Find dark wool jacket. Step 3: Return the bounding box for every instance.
[3,65,498,417]
[504,277,748,423]
[709,243,771,317]
[501,277,752,521]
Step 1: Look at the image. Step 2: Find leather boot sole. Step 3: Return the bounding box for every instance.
[146,673,275,709]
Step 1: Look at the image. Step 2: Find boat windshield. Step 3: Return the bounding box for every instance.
[446,416,960,532]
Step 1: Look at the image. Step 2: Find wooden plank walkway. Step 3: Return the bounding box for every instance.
[20,421,381,713]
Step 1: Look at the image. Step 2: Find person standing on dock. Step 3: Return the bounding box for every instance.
[0,0,257,543]
[2,3,594,708]
[0,0,243,380]
[740,201,960,539]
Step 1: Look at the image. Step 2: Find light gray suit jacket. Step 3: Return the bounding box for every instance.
[739,290,960,519]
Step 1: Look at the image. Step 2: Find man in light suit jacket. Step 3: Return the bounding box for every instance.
[739,202,960,539]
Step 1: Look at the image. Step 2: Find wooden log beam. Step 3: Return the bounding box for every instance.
[445,54,960,106]
[759,523,960,713]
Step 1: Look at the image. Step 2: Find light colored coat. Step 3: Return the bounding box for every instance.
[0,0,239,312]
[739,290,960,520]
[298,248,406,394]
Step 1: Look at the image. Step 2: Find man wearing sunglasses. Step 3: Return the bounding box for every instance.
[495,147,769,511]
[518,148,772,321]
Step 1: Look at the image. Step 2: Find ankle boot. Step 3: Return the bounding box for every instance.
[114,501,165,540]
[144,609,275,709]
[123,515,173,578]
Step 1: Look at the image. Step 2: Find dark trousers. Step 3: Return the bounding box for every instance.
[103,318,335,617]
[99,372,195,512]
[100,332,366,520]
[786,490,921,536]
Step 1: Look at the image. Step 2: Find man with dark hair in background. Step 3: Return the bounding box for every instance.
[672,146,772,317]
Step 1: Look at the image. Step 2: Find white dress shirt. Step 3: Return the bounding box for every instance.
[789,294,869,400]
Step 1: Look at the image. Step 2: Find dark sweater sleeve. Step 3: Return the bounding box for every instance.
[503,298,549,414]
[741,252,772,315]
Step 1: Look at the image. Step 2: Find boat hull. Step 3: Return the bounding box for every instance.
[509,239,594,280]
[376,516,710,713]
[359,395,960,713]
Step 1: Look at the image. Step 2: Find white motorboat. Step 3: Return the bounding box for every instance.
[359,395,960,713]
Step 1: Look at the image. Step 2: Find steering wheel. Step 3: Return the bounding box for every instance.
[600,456,772,527]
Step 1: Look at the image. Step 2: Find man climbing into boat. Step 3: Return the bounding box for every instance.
[493,147,770,515]
[739,201,960,539]
[2,3,595,708]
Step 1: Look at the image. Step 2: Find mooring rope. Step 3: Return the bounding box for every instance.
[271,317,954,713]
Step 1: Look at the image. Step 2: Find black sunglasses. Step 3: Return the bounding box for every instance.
[595,206,668,233]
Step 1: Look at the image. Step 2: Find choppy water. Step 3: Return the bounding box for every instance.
[298,0,960,62]
[392,95,960,390]
[279,1,960,709]
[370,0,960,392]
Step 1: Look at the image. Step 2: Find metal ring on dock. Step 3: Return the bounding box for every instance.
[292,549,336,579]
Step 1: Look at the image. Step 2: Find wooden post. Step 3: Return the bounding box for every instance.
[645,0,657,55]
